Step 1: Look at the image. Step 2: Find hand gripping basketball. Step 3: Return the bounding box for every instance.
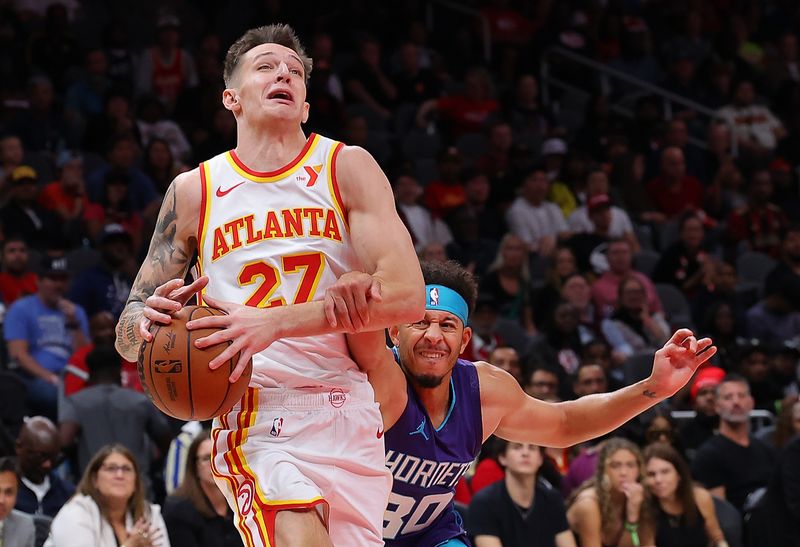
[140,276,209,342]
[185,294,272,383]
[139,305,252,420]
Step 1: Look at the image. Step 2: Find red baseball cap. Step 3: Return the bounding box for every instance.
[690,366,725,401]
[587,194,612,214]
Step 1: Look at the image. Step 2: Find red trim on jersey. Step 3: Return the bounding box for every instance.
[330,142,348,226]
[228,133,317,178]
[196,163,209,306]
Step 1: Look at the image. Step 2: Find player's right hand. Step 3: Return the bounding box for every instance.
[323,271,382,332]
[140,276,209,342]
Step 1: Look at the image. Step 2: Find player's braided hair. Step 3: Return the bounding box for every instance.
[224,24,312,86]
[420,260,478,315]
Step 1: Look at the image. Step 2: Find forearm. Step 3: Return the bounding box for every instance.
[115,303,146,361]
[557,378,662,446]
[15,351,53,381]
[275,276,423,339]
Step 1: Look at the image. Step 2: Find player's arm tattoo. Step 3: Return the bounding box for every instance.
[116,182,192,359]
[642,389,657,398]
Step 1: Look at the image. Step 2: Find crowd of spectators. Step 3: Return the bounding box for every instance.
[0,0,798,546]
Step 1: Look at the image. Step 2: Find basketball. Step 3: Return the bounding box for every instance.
[137,305,252,420]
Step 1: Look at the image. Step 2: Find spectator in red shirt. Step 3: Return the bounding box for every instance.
[63,310,141,397]
[416,67,499,138]
[727,168,789,258]
[646,146,705,219]
[0,236,37,305]
[424,147,466,218]
[37,151,89,247]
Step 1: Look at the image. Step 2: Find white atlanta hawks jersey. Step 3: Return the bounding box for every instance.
[196,133,366,389]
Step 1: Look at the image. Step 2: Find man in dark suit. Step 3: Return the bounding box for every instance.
[0,456,35,547]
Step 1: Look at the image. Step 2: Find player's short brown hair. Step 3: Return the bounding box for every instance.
[224,24,312,87]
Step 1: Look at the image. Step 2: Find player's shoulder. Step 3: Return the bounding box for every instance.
[475,360,520,393]
[166,168,202,208]
[335,144,378,170]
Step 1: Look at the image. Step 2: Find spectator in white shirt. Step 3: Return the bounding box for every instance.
[506,168,570,256]
[716,79,785,156]
[568,169,639,252]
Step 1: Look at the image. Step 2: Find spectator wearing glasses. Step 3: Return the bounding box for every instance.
[14,417,74,517]
[162,430,241,547]
[45,444,170,547]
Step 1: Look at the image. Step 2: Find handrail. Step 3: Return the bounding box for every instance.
[541,45,738,156]
[671,409,776,429]
[426,0,491,63]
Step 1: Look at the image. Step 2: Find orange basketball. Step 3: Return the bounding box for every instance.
[137,305,252,420]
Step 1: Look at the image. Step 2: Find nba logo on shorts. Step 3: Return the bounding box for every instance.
[237,479,255,515]
[429,287,439,306]
[270,417,283,437]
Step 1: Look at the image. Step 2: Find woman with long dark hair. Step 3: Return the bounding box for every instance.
[567,438,655,547]
[643,443,727,547]
[45,444,169,547]
[163,430,241,546]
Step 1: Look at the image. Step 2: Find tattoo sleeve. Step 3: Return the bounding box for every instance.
[115,182,193,360]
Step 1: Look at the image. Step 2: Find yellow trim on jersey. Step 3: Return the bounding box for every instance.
[225,134,321,183]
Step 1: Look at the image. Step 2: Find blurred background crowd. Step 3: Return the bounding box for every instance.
[0,0,798,546]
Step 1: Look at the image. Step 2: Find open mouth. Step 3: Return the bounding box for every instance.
[267,89,293,103]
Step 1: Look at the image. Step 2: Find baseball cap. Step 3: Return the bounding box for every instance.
[690,366,725,401]
[56,150,83,169]
[40,255,69,278]
[10,165,38,184]
[99,223,132,245]
[587,194,612,214]
[541,138,567,157]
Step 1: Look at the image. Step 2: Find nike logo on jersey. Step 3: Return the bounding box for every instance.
[377,427,384,439]
[408,417,429,441]
[216,181,246,197]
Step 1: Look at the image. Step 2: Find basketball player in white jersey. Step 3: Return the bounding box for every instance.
[114,24,425,547]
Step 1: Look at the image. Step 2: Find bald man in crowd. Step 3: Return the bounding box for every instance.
[14,417,74,517]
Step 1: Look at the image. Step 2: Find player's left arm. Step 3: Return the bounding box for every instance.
[482,329,716,448]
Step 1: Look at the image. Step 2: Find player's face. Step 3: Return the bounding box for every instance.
[224,43,309,125]
[94,452,136,503]
[604,449,639,491]
[645,457,679,501]
[391,310,471,389]
[499,443,542,476]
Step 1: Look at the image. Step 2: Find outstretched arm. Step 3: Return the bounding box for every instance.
[114,172,202,361]
[482,329,716,448]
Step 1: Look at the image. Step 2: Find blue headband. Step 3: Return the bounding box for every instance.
[425,284,469,326]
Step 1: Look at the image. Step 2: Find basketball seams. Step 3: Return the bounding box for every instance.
[207,308,234,418]
[186,306,200,420]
